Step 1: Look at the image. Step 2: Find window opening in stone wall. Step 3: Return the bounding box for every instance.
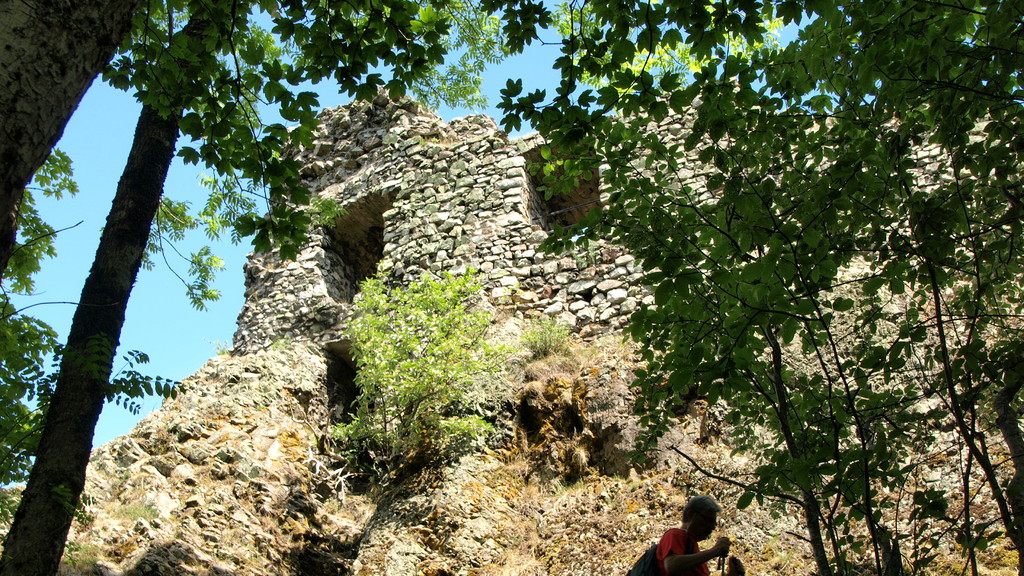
[523,145,602,232]
[324,192,395,301]
[325,341,358,427]
[323,341,375,493]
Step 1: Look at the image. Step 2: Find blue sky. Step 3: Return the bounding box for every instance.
[26,81,254,446]
[21,41,562,448]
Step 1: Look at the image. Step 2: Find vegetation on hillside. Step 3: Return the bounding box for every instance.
[492,0,1024,573]
[334,271,504,479]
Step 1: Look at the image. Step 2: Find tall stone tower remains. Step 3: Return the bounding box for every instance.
[231,94,648,357]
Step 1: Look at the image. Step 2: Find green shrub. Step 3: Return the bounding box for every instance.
[521,316,572,359]
[269,337,293,351]
[332,270,504,478]
[113,503,159,522]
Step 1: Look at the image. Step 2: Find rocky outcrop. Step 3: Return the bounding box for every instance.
[66,347,364,575]
[62,339,810,576]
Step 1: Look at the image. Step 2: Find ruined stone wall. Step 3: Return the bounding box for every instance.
[232,95,651,354]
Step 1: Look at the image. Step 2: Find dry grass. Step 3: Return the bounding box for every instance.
[111,503,160,523]
[522,352,584,384]
[471,468,548,576]
[61,540,106,569]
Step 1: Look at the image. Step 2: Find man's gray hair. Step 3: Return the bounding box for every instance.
[683,495,722,518]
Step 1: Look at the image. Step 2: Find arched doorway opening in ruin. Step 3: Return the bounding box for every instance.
[324,191,395,302]
[522,144,602,232]
[324,340,358,429]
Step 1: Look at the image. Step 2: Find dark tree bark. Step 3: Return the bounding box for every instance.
[0,0,141,282]
[0,103,179,576]
[763,327,834,576]
[994,378,1024,575]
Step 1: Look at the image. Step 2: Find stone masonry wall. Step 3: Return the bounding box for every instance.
[232,95,652,354]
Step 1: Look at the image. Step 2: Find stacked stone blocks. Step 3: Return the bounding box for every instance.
[232,95,650,354]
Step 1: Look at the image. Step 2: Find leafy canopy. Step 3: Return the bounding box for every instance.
[487,0,1024,573]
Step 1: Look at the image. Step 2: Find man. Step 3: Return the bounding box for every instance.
[657,495,745,576]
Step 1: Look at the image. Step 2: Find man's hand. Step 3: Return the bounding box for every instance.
[710,537,731,558]
[727,556,745,576]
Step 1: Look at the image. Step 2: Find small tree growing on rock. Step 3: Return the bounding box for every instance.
[334,270,505,479]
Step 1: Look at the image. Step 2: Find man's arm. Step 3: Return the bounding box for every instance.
[664,537,730,576]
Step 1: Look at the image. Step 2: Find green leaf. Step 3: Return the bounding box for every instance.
[737,491,755,510]
[832,297,855,312]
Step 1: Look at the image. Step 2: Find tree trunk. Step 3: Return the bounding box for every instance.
[994,378,1024,574]
[763,327,834,576]
[0,103,179,576]
[0,0,141,281]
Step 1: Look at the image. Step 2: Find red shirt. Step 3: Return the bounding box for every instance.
[656,529,710,576]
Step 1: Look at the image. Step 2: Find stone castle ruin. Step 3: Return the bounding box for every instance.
[231,94,646,358]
